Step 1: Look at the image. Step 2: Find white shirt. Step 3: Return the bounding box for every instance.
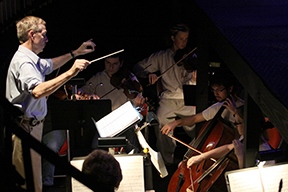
[79,70,128,111]
[133,48,196,100]
[202,98,244,122]
[6,45,53,120]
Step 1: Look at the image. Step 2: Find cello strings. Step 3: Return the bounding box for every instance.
[188,168,195,192]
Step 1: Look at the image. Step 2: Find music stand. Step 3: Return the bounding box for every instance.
[66,78,86,100]
[48,99,112,159]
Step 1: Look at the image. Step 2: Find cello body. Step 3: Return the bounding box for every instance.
[168,120,239,192]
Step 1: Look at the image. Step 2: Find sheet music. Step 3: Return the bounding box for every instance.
[260,163,288,192]
[71,155,145,192]
[226,163,288,192]
[136,130,168,178]
[115,155,145,192]
[94,101,142,137]
[226,167,263,192]
[71,159,91,192]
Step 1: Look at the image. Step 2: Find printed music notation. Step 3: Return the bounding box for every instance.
[71,155,145,192]
[225,162,288,192]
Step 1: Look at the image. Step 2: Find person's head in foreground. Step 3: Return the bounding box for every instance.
[82,149,123,191]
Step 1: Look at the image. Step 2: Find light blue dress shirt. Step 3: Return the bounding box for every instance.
[6,45,53,120]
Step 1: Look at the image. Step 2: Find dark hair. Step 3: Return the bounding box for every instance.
[82,149,122,191]
[210,69,237,94]
[170,23,190,37]
[106,52,124,63]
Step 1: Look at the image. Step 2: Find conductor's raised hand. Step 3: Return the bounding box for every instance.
[74,39,96,56]
[69,59,91,77]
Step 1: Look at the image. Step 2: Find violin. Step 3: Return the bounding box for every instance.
[109,67,151,116]
[146,47,197,87]
[110,67,143,99]
[174,46,197,73]
[168,105,239,192]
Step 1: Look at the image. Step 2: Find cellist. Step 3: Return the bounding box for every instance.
[161,70,244,137]
[186,105,275,169]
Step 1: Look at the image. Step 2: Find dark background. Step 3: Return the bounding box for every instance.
[0,0,203,84]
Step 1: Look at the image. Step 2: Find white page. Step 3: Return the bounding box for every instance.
[136,130,168,178]
[71,155,145,192]
[115,155,145,192]
[71,159,91,192]
[260,163,288,192]
[226,163,288,192]
[226,167,263,192]
[95,101,142,137]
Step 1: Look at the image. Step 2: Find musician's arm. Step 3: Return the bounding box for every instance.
[161,113,206,135]
[132,52,160,78]
[187,143,234,168]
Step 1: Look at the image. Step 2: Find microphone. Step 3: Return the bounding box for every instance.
[89,82,103,99]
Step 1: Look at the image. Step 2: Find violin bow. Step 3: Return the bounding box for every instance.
[168,134,216,163]
[146,47,197,87]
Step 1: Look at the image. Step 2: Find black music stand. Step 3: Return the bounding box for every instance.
[48,99,112,159]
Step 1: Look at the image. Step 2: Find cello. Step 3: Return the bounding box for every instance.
[168,104,239,192]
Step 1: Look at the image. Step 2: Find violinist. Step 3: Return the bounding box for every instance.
[77,52,145,152]
[77,53,145,110]
[186,105,275,169]
[133,23,197,165]
[161,70,244,137]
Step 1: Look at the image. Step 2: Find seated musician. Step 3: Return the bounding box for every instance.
[161,70,244,138]
[186,105,275,169]
[76,52,146,153]
[77,52,145,111]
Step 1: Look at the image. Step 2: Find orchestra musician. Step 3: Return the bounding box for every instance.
[77,52,145,111]
[76,52,146,153]
[161,70,244,146]
[186,105,275,169]
[132,23,197,165]
[5,16,96,192]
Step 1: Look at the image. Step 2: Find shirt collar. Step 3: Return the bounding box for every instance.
[18,45,39,64]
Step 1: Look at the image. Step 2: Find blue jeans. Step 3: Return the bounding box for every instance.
[42,130,66,186]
